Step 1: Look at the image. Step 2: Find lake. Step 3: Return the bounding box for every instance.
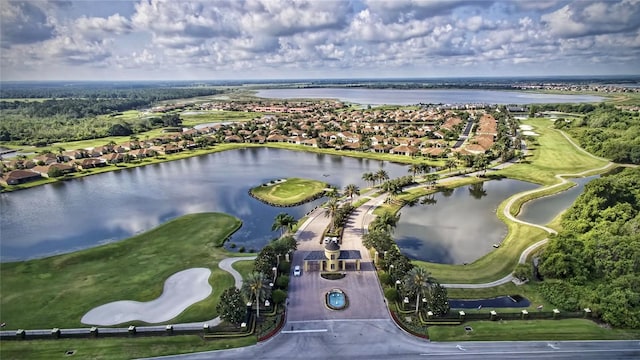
[255,88,603,105]
[0,148,410,262]
[394,179,539,265]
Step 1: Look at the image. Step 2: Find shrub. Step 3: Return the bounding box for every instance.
[384,288,399,302]
[238,246,246,253]
[379,272,391,286]
[278,261,291,274]
[272,289,287,305]
[276,275,290,289]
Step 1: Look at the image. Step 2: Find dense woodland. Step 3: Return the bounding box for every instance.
[0,85,220,145]
[543,103,640,164]
[538,167,640,328]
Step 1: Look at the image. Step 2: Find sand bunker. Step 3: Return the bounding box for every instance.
[523,130,539,136]
[81,268,212,326]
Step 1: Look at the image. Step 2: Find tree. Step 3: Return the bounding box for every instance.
[47,166,64,178]
[242,272,272,318]
[272,212,295,237]
[403,267,436,314]
[216,287,247,325]
[376,169,389,184]
[254,246,278,279]
[362,172,376,187]
[325,198,339,231]
[424,283,450,316]
[362,229,394,253]
[343,183,360,203]
[370,211,400,234]
[445,159,457,173]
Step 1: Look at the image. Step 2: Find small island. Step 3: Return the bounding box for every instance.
[250,177,329,207]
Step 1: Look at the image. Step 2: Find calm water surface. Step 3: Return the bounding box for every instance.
[394,179,539,265]
[256,88,603,105]
[517,176,597,225]
[0,148,409,262]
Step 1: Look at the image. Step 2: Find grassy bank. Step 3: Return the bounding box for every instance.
[494,118,608,185]
[0,213,242,329]
[250,177,328,206]
[428,318,640,341]
[0,335,257,360]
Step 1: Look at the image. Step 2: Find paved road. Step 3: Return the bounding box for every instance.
[147,319,639,359]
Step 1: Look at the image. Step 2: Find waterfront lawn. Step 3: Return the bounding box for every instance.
[0,335,256,360]
[250,177,328,206]
[428,319,640,341]
[0,213,243,329]
[495,118,609,185]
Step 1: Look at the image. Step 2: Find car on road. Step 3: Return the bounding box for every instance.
[293,265,301,277]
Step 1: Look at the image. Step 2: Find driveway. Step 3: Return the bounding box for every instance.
[287,198,388,322]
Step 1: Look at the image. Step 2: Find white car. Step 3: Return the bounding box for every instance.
[293,265,301,277]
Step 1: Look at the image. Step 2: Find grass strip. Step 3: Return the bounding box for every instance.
[0,335,257,360]
[427,318,640,341]
[0,213,242,329]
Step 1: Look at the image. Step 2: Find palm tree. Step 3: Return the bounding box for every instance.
[272,213,295,237]
[343,183,360,203]
[408,164,421,178]
[325,198,339,231]
[371,211,400,234]
[403,267,436,314]
[375,169,389,185]
[242,272,272,318]
[445,159,457,173]
[362,172,375,187]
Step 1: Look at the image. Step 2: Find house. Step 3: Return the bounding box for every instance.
[3,169,41,185]
[33,153,58,165]
[77,158,108,169]
[390,145,418,156]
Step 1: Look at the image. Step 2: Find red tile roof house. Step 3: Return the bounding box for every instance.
[390,145,419,156]
[3,169,42,185]
[31,163,76,178]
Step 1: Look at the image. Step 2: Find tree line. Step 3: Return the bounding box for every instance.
[0,85,220,145]
[538,167,640,328]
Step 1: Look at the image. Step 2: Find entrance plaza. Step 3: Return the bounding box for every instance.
[287,197,389,322]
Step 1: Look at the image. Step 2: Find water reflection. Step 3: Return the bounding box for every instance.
[395,179,538,264]
[0,148,409,262]
[517,176,597,225]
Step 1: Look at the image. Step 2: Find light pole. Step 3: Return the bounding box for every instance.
[272,266,278,282]
[395,279,401,290]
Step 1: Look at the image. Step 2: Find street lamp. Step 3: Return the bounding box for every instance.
[265,300,270,307]
[272,266,278,281]
[389,264,394,275]
[395,280,401,289]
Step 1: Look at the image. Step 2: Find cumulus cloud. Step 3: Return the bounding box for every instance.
[1,0,638,80]
[0,1,55,47]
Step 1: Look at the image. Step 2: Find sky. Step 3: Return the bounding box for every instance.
[1,0,639,81]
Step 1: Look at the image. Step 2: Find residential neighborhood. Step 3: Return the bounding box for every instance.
[1,101,518,187]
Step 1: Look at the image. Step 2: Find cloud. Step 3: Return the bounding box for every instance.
[0,1,55,47]
[1,0,638,80]
[542,0,640,38]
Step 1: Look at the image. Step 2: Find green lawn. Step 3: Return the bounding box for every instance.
[495,119,609,185]
[250,177,328,206]
[0,335,256,360]
[428,318,640,341]
[0,213,243,329]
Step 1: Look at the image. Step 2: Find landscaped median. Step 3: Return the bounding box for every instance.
[249,177,328,207]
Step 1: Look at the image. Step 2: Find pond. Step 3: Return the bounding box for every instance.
[394,179,539,265]
[517,176,597,225]
[0,148,410,262]
[449,295,530,309]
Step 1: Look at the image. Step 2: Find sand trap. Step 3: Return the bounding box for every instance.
[523,130,539,136]
[519,125,533,131]
[81,268,212,326]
